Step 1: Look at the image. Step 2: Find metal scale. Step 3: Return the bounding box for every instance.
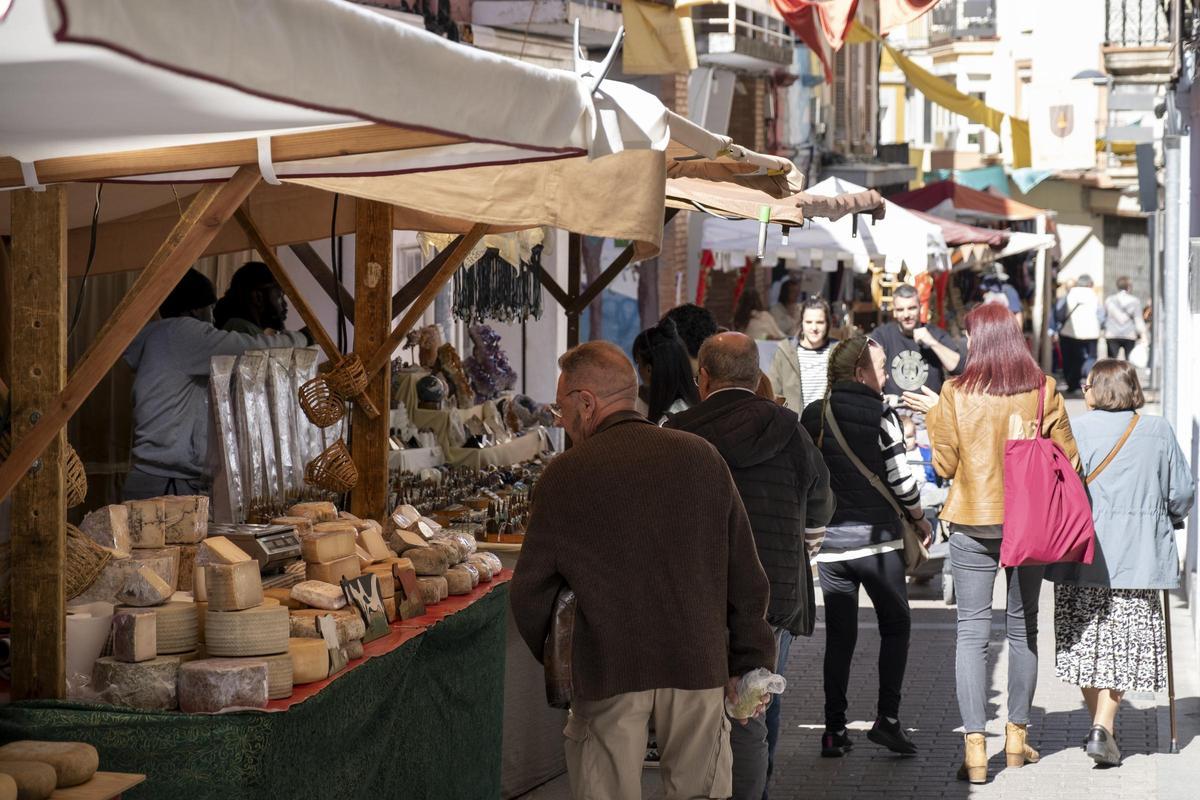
[207,522,302,574]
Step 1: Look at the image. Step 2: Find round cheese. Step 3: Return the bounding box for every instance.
[444,567,472,596]
[205,605,289,657]
[0,762,54,800]
[118,600,197,655]
[407,547,448,577]
[289,638,330,684]
[261,652,295,700]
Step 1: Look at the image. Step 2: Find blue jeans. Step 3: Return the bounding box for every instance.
[730,627,794,800]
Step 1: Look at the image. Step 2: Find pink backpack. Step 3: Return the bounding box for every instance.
[1000,381,1095,568]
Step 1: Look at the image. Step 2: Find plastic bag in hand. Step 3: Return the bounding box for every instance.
[724,667,787,719]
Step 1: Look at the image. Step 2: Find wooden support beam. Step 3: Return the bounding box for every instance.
[566,233,582,349]
[350,201,393,521]
[532,259,572,311]
[234,208,340,360]
[365,224,488,378]
[0,124,464,188]
[9,185,68,700]
[0,168,261,504]
[569,210,680,314]
[389,241,464,319]
[0,237,11,404]
[288,243,355,325]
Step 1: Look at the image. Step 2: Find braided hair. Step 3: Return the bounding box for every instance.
[816,334,875,448]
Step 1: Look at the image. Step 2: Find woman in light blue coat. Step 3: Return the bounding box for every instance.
[1049,359,1194,767]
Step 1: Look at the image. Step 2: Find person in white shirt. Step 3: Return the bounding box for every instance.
[1058,274,1104,394]
[767,297,837,414]
[1102,276,1145,360]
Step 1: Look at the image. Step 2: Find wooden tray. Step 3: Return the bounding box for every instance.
[50,772,145,799]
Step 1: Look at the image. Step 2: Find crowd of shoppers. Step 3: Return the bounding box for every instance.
[510,283,1191,798]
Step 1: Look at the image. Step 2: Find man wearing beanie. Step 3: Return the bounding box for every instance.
[213,260,289,335]
[121,267,307,500]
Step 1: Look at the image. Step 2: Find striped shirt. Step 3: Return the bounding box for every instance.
[797,342,832,411]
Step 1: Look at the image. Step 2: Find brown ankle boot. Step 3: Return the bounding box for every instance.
[957,733,987,784]
[1005,722,1040,767]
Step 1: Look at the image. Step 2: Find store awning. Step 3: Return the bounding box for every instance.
[891,180,1049,222]
[701,177,946,274]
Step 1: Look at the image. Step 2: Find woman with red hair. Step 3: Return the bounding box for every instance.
[908,303,1081,784]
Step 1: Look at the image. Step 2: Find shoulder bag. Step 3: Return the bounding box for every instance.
[543,586,577,709]
[1000,380,1096,567]
[823,404,929,574]
[1085,415,1139,485]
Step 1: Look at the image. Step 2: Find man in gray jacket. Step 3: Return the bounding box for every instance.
[122,268,307,500]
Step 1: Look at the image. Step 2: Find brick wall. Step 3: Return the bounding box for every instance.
[657,73,692,319]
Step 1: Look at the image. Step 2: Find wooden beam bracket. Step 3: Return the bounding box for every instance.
[288,243,356,325]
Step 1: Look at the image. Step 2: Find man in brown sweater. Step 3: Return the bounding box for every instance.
[511,341,776,799]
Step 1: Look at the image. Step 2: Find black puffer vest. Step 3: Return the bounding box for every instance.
[800,381,902,549]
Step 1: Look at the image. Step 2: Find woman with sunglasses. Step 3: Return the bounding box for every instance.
[800,335,932,759]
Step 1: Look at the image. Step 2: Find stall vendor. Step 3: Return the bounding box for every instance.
[122,268,307,500]
[213,260,288,335]
[869,284,964,405]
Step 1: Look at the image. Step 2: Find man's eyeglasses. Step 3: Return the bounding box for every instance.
[548,382,637,418]
[547,389,584,419]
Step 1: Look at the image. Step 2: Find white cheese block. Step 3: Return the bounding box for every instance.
[112,610,156,663]
[357,528,391,562]
[92,655,181,710]
[116,566,174,607]
[204,562,264,612]
[289,609,366,645]
[444,567,473,596]
[407,546,449,577]
[305,555,360,585]
[288,638,330,684]
[161,495,208,544]
[198,536,252,566]
[205,604,290,657]
[79,504,131,557]
[178,658,269,713]
[300,530,355,564]
[290,580,347,610]
[124,498,167,549]
[0,741,99,789]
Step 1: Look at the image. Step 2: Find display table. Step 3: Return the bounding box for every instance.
[447,430,546,468]
[0,577,511,800]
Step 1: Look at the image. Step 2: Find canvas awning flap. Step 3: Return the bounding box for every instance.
[665,173,885,225]
[1,0,673,188]
[892,180,1048,221]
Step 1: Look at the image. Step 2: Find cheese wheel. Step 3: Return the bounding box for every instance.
[179,658,269,713]
[260,597,281,607]
[312,521,357,536]
[260,652,295,700]
[263,587,306,609]
[204,561,264,611]
[205,605,289,657]
[289,501,338,522]
[0,762,54,800]
[271,515,314,538]
[407,547,448,577]
[384,596,397,623]
[347,639,364,661]
[417,576,446,605]
[288,638,330,684]
[305,555,360,585]
[161,495,208,544]
[289,609,365,645]
[431,540,462,566]
[199,536,252,566]
[125,498,166,548]
[118,600,197,655]
[357,528,391,562]
[457,562,480,588]
[176,543,200,593]
[0,772,17,800]
[467,557,494,582]
[444,567,472,596]
[92,656,181,710]
[0,742,98,789]
[194,601,208,640]
[290,580,347,610]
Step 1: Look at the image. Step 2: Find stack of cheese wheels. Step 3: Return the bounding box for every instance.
[0,740,100,798]
[199,537,292,701]
[303,521,361,585]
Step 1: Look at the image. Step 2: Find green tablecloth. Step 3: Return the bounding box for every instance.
[0,585,509,800]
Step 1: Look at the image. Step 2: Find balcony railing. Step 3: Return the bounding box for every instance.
[1105,0,1171,46]
[692,3,793,52]
[929,0,997,43]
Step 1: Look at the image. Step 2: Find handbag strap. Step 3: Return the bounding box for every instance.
[1086,414,1139,485]
[823,403,909,521]
[1034,380,1047,437]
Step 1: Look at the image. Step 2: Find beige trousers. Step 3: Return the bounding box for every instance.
[564,687,732,800]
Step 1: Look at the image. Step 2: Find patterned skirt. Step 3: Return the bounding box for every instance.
[1054,584,1168,693]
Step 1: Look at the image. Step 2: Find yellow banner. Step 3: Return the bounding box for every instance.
[622,0,701,75]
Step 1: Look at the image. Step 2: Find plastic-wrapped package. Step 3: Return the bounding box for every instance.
[474,551,503,574]
[724,668,787,720]
[208,356,245,522]
[234,352,282,508]
[266,349,301,495]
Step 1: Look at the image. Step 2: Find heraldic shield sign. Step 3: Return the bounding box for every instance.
[1051,104,1075,138]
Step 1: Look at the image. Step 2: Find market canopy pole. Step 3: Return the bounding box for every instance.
[9,185,68,700]
[566,234,582,349]
[288,243,356,325]
[568,209,681,315]
[234,207,341,361]
[350,200,393,521]
[0,167,262,504]
[364,223,488,379]
[531,261,572,310]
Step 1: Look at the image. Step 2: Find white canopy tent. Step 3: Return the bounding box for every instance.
[701,177,949,274]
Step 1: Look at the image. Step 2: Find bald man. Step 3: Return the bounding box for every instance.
[511,341,776,799]
[668,333,834,799]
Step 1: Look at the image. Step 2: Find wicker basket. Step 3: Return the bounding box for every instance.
[66,523,112,600]
[326,355,380,420]
[304,440,359,493]
[298,377,345,428]
[65,444,87,508]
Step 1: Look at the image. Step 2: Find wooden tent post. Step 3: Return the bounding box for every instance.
[566,234,582,349]
[350,201,393,521]
[9,186,68,700]
[288,243,356,324]
[364,224,488,378]
[0,168,261,504]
